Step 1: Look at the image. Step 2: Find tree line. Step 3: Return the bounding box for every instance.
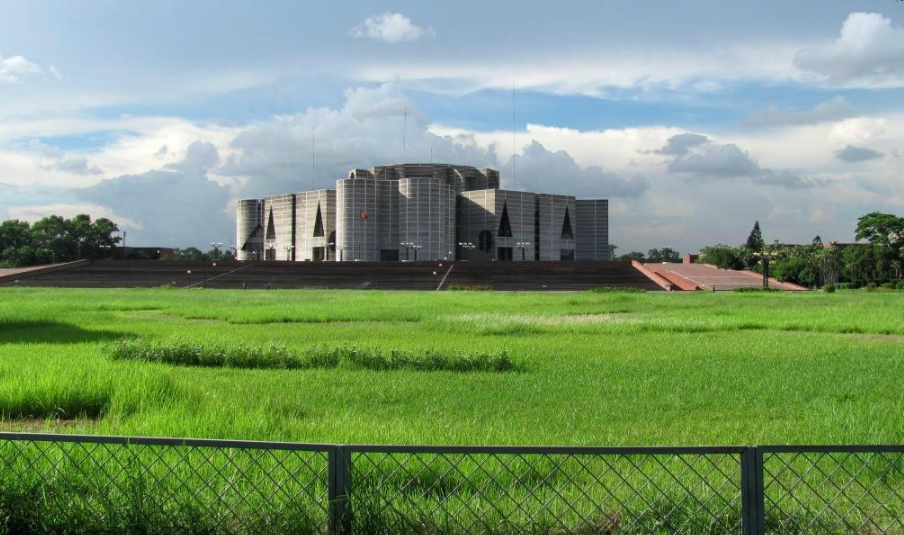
[698,212,904,289]
[0,215,120,267]
[0,214,233,267]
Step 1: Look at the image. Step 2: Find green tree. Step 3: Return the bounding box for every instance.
[175,247,205,261]
[30,215,76,263]
[0,214,121,266]
[745,221,765,252]
[646,247,681,263]
[855,212,903,280]
[0,219,32,266]
[843,245,877,284]
[618,251,646,262]
[90,218,121,258]
[698,245,744,270]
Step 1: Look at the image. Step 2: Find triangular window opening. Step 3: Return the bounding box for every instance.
[242,225,262,251]
[313,203,325,237]
[561,208,574,240]
[497,202,513,237]
[265,210,276,240]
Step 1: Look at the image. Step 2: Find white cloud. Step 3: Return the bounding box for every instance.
[743,96,857,127]
[502,141,649,198]
[350,13,434,43]
[660,135,818,189]
[354,43,801,96]
[0,53,43,82]
[76,141,232,246]
[795,12,904,88]
[3,82,903,251]
[668,143,760,178]
[29,140,103,176]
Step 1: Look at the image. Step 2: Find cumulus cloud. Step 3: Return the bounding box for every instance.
[667,143,760,177]
[659,134,817,189]
[29,140,103,176]
[652,133,709,156]
[350,13,434,43]
[0,53,43,82]
[506,141,649,198]
[743,96,857,127]
[220,84,644,202]
[834,144,884,163]
[795,12,904,87]
[75,141,232,246]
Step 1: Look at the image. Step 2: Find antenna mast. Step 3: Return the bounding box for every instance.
[311,126,315,191]
[512,82,516,187]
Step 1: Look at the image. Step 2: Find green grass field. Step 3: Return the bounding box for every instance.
[2,287,902,446]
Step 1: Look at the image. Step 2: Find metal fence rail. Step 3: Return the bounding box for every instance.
[0,433,901,535]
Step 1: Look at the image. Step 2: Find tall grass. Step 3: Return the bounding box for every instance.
[104,338,517,372]
[1,288,903,533]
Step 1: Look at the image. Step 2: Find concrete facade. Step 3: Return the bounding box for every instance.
[575,199,610,261]
[294,190,336,262]
[237,163,608,262]
[236,199,264,261]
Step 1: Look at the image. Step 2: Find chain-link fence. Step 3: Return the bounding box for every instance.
[0,434,901,534]
[762,446,904,535]
[0,433,330,534]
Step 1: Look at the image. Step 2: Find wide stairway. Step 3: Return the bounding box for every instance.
[9,259,663,291]
[445,260,662,291]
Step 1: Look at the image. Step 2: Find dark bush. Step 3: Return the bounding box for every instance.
[446,284,493,291]
[732,287,781,293]
[589,287,646,293]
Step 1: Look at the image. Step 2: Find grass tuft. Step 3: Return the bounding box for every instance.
[589,287,646,293]
[104,338,517,373]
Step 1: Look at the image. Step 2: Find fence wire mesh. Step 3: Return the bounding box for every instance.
[0,435,330,535]
[350,448,744,535]
[763,447,904,535]
[1,435,902,535]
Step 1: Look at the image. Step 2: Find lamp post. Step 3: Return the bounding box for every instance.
[209,242,224,260]
[186,270,192,287]
[411,244,422,262]
[401,242,414,261]
[265,239,276,261]
[326,241,335,261]
[284,244,295,262]
[516,241,531,262]
[754,250,779,289]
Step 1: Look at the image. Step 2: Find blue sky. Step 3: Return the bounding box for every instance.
[1,1,903,251]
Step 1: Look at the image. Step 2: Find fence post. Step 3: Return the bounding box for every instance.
[741,447,766,535]
[329,445,352,535]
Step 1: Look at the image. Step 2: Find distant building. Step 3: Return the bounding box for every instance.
[236,163,609,262]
